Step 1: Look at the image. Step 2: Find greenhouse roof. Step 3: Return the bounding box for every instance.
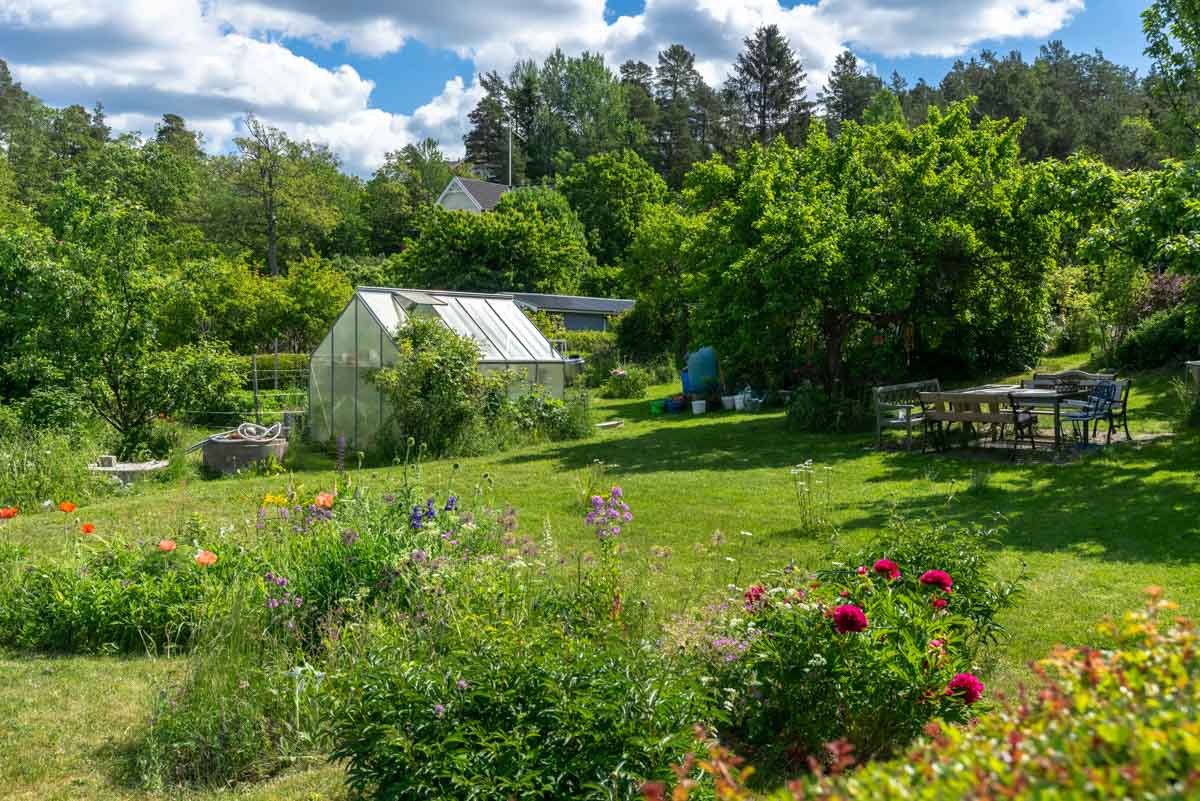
[354,287,564,364]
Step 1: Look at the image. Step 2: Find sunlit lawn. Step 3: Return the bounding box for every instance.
[2,354,1197,798]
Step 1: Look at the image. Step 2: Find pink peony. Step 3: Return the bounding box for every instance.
[873,559,901,581]
[945,673,985,705]
[832,604,868,634]
[919,570,953,592]
[932,598,948,610]
[744,584,766,610]
[856,565,868,576]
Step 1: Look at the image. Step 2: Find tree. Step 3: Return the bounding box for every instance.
[464,71,515,184]
[863,90,905,126]
[234,115,289,275]
[685,103,1055,391]
[396,200,594,295]
[654,44,705,187]
[363,153,427,255]
[1143,0,1200,154]
[726,24,812,145]
[558,149,667,268]
[820,51,883,137]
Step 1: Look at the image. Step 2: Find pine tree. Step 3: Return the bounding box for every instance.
[725,24,812,145]
[463,71,515,184]
[654,44,703,187]
[620,60,659,165]
[819,50,883,137]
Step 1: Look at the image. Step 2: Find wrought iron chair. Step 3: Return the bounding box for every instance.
[1006,393,1038,458]
[1062,380,1117,445]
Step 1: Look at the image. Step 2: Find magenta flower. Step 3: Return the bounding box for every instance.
[873,559,901,581]
[832,604,868,634]
[919,569,953,592]
[932,598,948,610]
[945,673,984,704]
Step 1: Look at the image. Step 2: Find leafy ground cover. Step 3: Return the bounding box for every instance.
[0,355,1196,799]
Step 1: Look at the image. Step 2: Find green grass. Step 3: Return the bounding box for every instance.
[1,355,1197,798]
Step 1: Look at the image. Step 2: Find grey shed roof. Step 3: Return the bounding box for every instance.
[456,178,510,211]
[510,292,635,316]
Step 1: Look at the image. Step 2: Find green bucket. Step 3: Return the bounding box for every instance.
[649,399,665,416]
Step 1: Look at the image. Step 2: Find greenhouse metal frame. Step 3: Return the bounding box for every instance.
[308,288,567,448]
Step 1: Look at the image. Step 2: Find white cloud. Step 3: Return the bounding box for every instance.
[0,0,1085,173]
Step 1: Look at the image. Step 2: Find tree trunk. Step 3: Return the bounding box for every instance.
[821,311,851,398]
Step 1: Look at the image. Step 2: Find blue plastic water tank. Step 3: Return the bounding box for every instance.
[685,346,719,394]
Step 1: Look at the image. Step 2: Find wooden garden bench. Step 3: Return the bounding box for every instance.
[874,379,940,449]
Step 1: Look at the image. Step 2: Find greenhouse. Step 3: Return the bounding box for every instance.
[308,288,567,448]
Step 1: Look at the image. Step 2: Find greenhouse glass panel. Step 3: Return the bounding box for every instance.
[457,297,533,361]
[355,300,383,447]
[488,298,557,360]
[331,300,358,444]
[309,329,333,442]
[536,362,565,398]
[436,297,502,360]
[360,290,404,338]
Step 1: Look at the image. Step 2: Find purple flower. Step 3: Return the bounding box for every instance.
[456,679,468,690]
[444,495,458,512]
[623,512,633,522]
[294,596,303,607]
[611,486,623,498]
[433,703,446,718]
[411,548,428,564]
[410,505,423,530]
[265,572,275,583]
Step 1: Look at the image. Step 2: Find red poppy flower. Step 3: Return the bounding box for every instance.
[58,501,77,513]
[873,559,901,580]
[194,549,217,567]
[81,523,95,535]
[158,539,177,553]
[919,570,953,592]
[832,604,868,634]
[0,507,16,519]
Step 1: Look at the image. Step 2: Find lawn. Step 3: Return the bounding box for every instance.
[2,356,1197,799]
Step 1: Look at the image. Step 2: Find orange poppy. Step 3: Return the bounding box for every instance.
[194,549,217,567]
[158,539,177,553]
[314,491,335,509]
[81,523,95,535]
[0,507,16,519]
[58,501,77,513]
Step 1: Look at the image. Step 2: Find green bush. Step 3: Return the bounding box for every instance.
[229,353,310,390]
[371,318,489,457]
[659,592,1200,801]
[600,366,650,399]
[328,624,711,801]
[785,385,867,433]
[560,330,615,357]
[1114,306,1199,369]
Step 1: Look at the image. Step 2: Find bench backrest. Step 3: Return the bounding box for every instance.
[874,379,941,408]
[917,390,1012,425]
[1031,370,1116,389]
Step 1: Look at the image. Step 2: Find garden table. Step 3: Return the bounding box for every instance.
[919,384,1088,449]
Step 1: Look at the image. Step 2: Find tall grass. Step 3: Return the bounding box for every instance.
[0,420,119,509]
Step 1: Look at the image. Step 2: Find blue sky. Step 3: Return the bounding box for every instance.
[0,1,1156,173]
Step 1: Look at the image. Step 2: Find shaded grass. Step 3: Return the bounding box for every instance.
[1,353,1197,796]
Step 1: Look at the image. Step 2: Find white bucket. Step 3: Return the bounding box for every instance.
[734,395,746,411]
[692,400,707,415]
[721,395,736,410]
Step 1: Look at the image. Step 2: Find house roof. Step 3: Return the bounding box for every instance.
[354,287,562,364]
[510,292,635,316]
[436,176,510,211]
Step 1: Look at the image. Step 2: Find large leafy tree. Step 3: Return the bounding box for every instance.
[1143,0,1200,155]
[685,102,1055,390]
[726,24,813,145]
[558,149,667,268]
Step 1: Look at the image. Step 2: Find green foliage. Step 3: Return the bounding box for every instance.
[785,386,867,434]
[0,537,226,653]
[329,624,708,801]
[371,318,486,457]
[396,202,593,295]
[558,149,667,267]
[599,365,651,399]
[1115,307,1200,368]
[562,330,616,357]
[0,418,118,510]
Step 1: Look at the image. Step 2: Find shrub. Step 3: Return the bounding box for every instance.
[229,353,310,390]
[655,591,1200,801]
[786,385,867,433]
[371,318,488,456]
[1114,306,1199,369]
[506,388,593,441]
[560,329,616,357]
[600,365,650,398]
[328,623,711,801]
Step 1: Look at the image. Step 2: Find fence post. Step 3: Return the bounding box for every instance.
[273,337,279,390]
[252,352,262,426]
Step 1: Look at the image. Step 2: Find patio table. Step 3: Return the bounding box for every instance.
[918,384,1088,449]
